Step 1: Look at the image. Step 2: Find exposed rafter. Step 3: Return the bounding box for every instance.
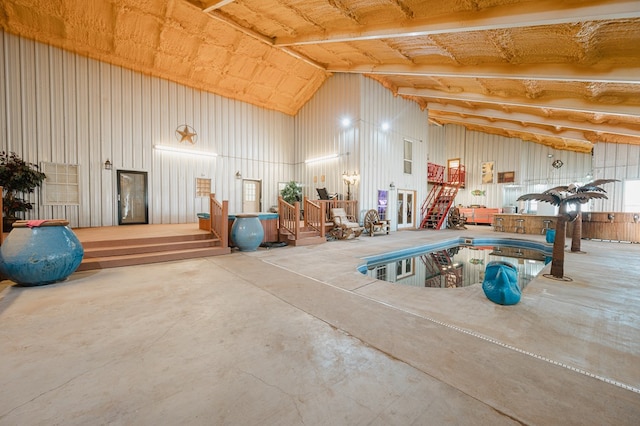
[330,64,640,84]
[275,0,640,45]
[398,87,640,117]
[426,103,640,138]
[202,1,236,13]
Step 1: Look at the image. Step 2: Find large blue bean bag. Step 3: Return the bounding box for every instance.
[482,260,521,305]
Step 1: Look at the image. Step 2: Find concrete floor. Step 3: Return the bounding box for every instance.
[1,226,639,425]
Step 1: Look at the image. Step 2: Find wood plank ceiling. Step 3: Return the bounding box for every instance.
[2,0,639,153]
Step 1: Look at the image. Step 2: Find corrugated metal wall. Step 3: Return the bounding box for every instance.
[593,142,640,211]
[428,124,593,212]
[296,74,428,228]
[1,30,295,227]
[2,29,627,230]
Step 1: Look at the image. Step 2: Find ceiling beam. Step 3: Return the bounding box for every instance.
[202,1,236,13]
[426,103,640,137]
[275,0,640,46]
[398,87,640,117]
[430,115,595,152]
[205,12,326,70]
[328,64,640,84]
[428,111,594,141]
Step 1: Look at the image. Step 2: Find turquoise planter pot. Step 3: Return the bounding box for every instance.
[0,220,84,286]
[230,213,264,252]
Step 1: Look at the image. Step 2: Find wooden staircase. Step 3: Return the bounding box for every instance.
[277,197,326,246]
[420,165,465,229]
[77,228,230,271]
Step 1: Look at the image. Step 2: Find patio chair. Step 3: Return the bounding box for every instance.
[363,209,390,236]
[329,208,363,239]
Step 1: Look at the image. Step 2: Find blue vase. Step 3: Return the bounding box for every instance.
[545,229,556,243]
[230,213,264,252]
[0,220,84,286]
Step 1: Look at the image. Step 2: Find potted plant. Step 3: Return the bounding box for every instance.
[280,180,302,205]
[0,151,47,230]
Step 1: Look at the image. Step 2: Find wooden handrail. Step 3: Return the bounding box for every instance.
[303,196,325,238]
[278,196,300,239]
[209,193,229,247]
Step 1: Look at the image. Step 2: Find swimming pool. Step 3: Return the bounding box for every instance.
[358,237,552,289]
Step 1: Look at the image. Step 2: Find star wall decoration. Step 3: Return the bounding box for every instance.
[175,125,198,145]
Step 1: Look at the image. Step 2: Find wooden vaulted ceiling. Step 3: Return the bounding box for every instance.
[2,0,640,153]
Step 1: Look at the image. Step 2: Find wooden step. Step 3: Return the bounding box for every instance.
[83,238,219,258]
[76,226,230,271]
[77,246,231,271]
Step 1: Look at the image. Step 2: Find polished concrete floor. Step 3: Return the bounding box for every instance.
[1,225,639,425]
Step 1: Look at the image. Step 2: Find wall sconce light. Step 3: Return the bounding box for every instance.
[547,153,554,158]
[389,182,395,190]
[342,171,359,200]
[634,214,639,223]
[104,159,112,170]
[608,213,615,222]
[235,171,242,179]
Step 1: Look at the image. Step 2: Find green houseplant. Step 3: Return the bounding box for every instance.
[280,180,302,205]
[0,151,47,229]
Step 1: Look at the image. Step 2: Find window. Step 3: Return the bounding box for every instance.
[624,179,640,212]
[375,265,387,281]
[195,178,211,197]
[41,163,79,205]
[396,258,414,279]
[403,139,412,174]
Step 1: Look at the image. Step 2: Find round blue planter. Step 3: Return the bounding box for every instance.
[230,213,264,252]
[0,220,84,286]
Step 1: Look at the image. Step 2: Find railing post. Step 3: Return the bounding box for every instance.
[0,185,3,245]
[221,200,229,248]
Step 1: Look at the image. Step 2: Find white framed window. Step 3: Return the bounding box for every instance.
[403,139,412,174]
[396,258,414,279]
[376,265,387,281]
[195,178,211,198]
[624,179,640,212]
[41,162,79,205]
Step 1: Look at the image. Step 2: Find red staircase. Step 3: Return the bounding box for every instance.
[421,249,463,288]
[420,164,465,229]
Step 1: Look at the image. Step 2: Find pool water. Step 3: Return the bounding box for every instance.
[359,237,551,289]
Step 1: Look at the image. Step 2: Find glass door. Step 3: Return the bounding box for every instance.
[397,189,415,229]
[117,170,148,225]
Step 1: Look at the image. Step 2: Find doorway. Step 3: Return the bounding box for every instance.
[397,189,415,229]
[117,170,148,225]
[242,179,262,212]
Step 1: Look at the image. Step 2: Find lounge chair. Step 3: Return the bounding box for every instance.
[330,208,363,239]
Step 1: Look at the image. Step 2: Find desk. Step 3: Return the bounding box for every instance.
[493,214,557,234]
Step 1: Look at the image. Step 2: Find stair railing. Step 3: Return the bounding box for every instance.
[304,197,325,238]
[278,196,300,239]
[0,186,3,245]
[209,193,229,248]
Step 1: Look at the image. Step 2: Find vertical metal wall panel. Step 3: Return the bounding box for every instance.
[429,124,594,211]
[1,31,296,226]
[295,74,428,228]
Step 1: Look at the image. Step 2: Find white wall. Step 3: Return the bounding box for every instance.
[592,142,640,211]
[1,30,295,227]
[295,74,428,228]
[428,124,594,212]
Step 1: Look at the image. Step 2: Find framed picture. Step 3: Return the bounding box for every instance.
[481,161,494,184]
[498,171,515,183]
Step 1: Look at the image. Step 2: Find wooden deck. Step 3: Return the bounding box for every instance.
[72,223,230,271]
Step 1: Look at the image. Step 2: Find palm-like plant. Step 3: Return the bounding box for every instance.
[517,186,608,280]
[564,179,618,252]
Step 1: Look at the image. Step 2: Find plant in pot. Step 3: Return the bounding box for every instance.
[280,180,302,205]
[0,151,47,231]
